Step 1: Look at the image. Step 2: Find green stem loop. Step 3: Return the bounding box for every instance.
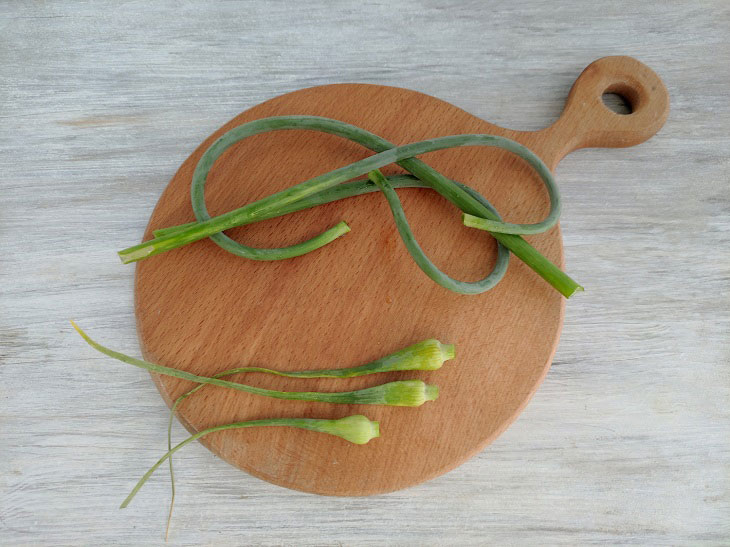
[118,116,582,297]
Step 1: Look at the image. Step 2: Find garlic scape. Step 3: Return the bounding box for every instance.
[122,415,380,508]
[72,321,445,407]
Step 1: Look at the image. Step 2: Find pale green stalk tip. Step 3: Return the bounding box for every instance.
[462,212,479,229]
[117,245,153,264]
[440,342,456,361]
[568,284,585,297]
[425,384,439,402]
[70,319,86,340]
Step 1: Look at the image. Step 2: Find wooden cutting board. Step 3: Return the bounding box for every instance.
[135,56,668,496]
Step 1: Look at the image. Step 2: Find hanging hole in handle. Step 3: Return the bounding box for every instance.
[601,82,640,115]
[601,93,632,115]
[551,56,669,151]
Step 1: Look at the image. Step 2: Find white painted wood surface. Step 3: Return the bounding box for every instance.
[1,1,728,544]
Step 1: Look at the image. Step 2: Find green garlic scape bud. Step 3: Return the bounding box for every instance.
[342,379,439,407]
[286,338,455,378]
[383,379,439,406]
[377,338,455,372]
[321,415,381,444]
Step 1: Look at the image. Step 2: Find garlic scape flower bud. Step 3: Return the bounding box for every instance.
[318,414,381,444]
[283,338,455,378]
[334,379,439,407]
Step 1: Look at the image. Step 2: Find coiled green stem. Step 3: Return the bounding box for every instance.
[118,116,582,297]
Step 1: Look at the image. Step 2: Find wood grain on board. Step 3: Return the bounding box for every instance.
[135,56,668,496]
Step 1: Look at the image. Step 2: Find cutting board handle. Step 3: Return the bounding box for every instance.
[544,56,669,161]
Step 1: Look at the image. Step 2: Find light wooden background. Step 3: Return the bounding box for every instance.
[1,1,728,545]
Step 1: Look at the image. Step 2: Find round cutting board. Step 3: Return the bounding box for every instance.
[135,56,668,496]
